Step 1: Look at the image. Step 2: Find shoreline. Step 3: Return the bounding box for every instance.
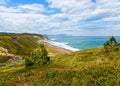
[47,40,79,51]
[45,41,73,54]
[38,40,74,54]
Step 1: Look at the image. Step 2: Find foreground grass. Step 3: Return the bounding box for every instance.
[0,62,120,86]
[0,45,120,86]
[0,33,120,85]
[52,46,120,68]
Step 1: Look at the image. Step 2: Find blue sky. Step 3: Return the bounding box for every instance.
[0,0,120,36]
[92,0,96,3]
[7,0,49,6]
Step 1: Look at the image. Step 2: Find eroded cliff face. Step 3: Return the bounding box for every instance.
[0,33,49,68]
[0,47,15,57]
[0,47,8,53]
[0,33,49,56]
[33,35,49,41]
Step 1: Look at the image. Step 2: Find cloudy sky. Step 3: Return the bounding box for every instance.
[0,0,120,36]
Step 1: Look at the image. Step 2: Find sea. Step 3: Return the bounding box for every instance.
[47,35,120,51]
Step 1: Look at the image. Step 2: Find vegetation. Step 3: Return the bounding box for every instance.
[104,36,119,53]
[0,33,48,56]
[0,34,120,86]
[25,44,50,68]
[0,56,12,63]
[25,58,33,68]
[32,44,50,65]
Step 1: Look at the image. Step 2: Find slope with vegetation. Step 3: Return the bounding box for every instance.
[0,33,48,56]
[0,33,49,72]
[0,34,120,86]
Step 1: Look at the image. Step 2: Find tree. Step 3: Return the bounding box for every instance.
[32,44,50,65]
[25,44,50,68]
[109,36,118,45]
[104,36,119,52]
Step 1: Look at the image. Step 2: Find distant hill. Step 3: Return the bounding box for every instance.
[48,34,68,37]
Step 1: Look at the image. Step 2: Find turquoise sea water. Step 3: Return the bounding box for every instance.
[48,35,120,51]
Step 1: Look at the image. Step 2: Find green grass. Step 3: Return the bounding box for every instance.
[0,33,47,56]
[0,33,120,86]
[0,35,36,56]
[0,56,12,63]
[0,45,120,85]
[0,62,120,86]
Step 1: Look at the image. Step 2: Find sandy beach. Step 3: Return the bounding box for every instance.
[45,41,73,54]
[38,40,73,54]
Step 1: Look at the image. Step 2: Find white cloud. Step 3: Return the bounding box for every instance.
[0,0,120,35]
[0,3,47,13]
[47,0,120,21]
[0,0,9,5]
[102,16,120,22]
[46,0,120,35]
[109,25,120,30]
[0,13,49,32]
[18,4,45,12]
[0,6,21,13]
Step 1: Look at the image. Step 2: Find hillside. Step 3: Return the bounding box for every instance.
[0,33,50,73]
[0,34,120,86]
[0,33,49,56]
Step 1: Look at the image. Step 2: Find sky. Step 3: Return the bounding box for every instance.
[0,0,120,36]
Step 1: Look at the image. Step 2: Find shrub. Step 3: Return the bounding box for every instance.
[104,36,119,53]
[25,58,33,68]
[31,44,50,65]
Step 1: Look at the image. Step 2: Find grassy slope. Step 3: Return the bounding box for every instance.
[0,33,39,56]
[0,33,48,73]
[0,33,49,56]
[0,56,12,63]
[0,47,120,85]
[0,34,120,86]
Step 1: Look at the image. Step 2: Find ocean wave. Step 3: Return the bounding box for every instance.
[61,42,69,45]
[50,38,56,41]
[47,41,79,51]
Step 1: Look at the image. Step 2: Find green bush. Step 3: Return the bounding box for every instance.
[25,58,33,68]
[31,44,50,65]
[104,36,119,53]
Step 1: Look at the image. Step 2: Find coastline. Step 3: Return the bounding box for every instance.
[45,41,73,54]
[38,40,74,54]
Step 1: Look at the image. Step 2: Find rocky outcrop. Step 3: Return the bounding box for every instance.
[0,63,6,66]
[8,56,23,62]
[0,47,9,55]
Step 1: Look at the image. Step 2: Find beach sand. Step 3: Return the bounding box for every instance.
[38,40,73,54]
[45,41,73,54]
